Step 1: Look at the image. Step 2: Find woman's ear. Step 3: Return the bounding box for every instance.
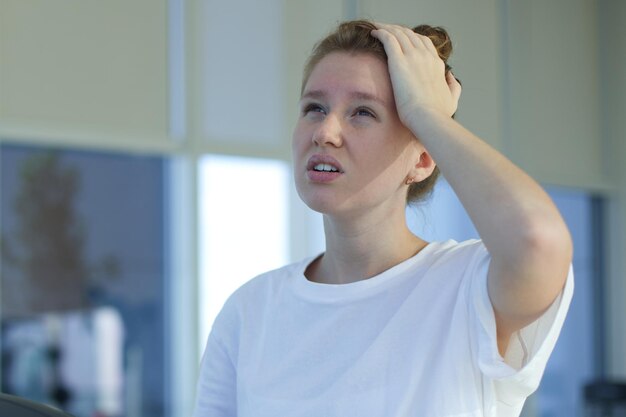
[406,150,436,184]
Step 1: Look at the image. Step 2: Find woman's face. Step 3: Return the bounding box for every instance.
[292,52,427,217]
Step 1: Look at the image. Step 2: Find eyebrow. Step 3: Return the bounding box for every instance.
[301,89,388,106]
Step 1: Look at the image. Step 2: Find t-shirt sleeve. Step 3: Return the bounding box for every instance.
[192,304,239,417]
[465,241,574,405]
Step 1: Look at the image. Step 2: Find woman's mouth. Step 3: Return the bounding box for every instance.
[312,163,340,173]
[306,155,343,182]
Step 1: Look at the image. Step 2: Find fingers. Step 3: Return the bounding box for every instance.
[371,22,460,119]
[447,71,462,113]
[447,71,462,100]
[373,23,439,59]
[370,27,404,59]
[372,23,415,54]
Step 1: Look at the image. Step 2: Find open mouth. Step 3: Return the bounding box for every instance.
[306,155,344,174]
[306,156,343,183]
[313,163,340,173]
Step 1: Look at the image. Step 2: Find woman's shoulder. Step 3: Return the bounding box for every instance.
[425,238,487,262]
[223,257,314,305]
[415,239,491,283]
[208,259,311,341]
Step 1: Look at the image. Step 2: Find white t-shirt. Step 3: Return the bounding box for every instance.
[193,239,574,417]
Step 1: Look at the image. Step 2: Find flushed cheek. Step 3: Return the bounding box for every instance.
[291,129,311,168]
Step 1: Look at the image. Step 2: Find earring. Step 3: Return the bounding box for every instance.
[405,177,414,185]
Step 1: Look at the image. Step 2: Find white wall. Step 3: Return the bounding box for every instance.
[502,0,606,190]
[0,0,171,151]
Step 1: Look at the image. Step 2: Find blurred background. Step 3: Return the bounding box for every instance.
[0,0,624,416]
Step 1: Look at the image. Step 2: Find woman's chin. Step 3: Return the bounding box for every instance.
[302,199,338,215]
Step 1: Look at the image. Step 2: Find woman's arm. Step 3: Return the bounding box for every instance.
[372,24,573,355]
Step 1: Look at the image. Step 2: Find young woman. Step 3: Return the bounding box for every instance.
[192,20,573,417]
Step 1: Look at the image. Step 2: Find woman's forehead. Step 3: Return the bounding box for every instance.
[303,52,393,102]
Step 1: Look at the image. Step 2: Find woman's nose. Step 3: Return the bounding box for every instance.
[312,114,343,147]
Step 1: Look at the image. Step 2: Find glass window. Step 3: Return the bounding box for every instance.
[526,186,596,417]
[0,144,168,417]
[198,155,290,351]
[407,179,478,242]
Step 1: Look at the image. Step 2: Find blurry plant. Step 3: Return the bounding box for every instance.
[0,151,120,318]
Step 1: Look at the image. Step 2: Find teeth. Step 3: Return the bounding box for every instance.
[314,163,339,172]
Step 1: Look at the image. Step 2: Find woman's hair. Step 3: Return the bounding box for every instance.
[302,20,457,204]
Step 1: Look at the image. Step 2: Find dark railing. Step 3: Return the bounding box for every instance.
[0,393,75,417]
[585,380,626,417]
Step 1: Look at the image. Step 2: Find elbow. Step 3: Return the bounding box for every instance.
[521,213,573,271]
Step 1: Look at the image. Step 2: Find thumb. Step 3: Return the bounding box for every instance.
[446,71,462,103]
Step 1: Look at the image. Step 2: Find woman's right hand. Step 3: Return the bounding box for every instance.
[371,23,461,128]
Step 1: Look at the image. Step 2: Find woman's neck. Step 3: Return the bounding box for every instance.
[306,210,428,285]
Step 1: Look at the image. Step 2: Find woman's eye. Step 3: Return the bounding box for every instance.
[355,108,375,118]
[302,103,325,115]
